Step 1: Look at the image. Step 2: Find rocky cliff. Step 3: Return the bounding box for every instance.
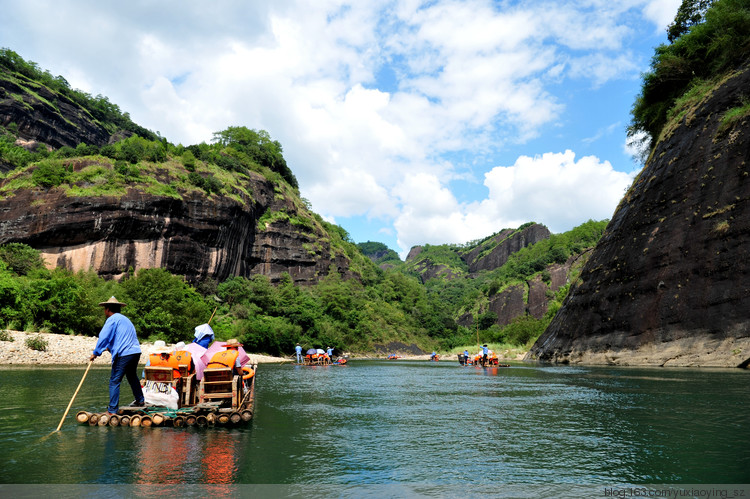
[462,223,551,273]
[0,157,359,284]
[0,62,364,285]
[0,68,113,166]
[527,66,750,368]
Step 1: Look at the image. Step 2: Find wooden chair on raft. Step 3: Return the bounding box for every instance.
[143,366,196,408]
[198,368,243,408]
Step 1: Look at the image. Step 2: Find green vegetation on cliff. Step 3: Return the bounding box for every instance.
[629,0,750,151]
[0,47,159,143]
[356,241,401,265]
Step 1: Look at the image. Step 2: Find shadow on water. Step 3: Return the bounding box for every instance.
[1,361,749,485]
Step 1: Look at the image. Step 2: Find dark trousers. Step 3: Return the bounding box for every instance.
[108,352,144,413]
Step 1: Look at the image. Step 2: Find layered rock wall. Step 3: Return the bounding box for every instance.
[463,224,550,273]
[0,69,111,155]
[527,67,750,368]
[0,167,353,284]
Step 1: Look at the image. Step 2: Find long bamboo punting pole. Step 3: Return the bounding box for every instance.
[55,361,93,432]
[208,305,219,325]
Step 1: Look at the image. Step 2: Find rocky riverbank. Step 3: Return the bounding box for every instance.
[0,330,528,365]
[0,331,291,366]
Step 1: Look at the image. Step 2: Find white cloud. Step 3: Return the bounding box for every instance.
[481,151,635,233]
[392,150,635,255]
[642,0,682,30]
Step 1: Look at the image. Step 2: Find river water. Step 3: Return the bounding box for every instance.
[0,360,748,492]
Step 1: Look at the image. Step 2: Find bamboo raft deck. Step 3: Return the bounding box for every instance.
[76,364,257,428]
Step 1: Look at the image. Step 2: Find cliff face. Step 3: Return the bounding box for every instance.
[0,69,112,158]
[462,223,550,273]
[527,67,750,368]
[0,162,357,284]
[0,63,364,285]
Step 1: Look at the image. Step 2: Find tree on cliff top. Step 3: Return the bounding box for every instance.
[667,0,716,42]
[629,0,750,150]
[212,126,298,189]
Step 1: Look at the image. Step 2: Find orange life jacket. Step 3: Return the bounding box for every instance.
[173,350,193,375]
[207,349,239,369]
[149,353,181,378]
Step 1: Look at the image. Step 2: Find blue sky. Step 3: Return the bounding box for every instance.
[1,0,680,257]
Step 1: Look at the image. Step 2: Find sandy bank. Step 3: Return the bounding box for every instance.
[0,330,292,366]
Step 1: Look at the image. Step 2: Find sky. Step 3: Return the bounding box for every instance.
[1,0,681,258]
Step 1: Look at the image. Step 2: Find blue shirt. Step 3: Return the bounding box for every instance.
[93,313,141,360]
[194,335,212,348]
[296,345,302,354]
[327,348,333,356]
[481,345,488,354]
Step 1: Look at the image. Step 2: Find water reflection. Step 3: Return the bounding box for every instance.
[201,431,241,484]
[130,429,247,484]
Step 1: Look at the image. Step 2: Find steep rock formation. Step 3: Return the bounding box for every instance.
[488,284,526,325]
[527,67,750,368]
[0,69,111,156]
[463,223,551,273]
[457,256,577,328]
[0,160,357,284]
[405,246,423,262]
[409,260,461,282]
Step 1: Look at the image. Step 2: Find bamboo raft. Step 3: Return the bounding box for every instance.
[76,364,257,429]
[458,354,510,367]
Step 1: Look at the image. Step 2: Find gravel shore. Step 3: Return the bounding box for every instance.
[0,330,292,366]
[0,330,527,365]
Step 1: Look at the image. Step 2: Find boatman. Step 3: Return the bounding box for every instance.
[295,343,302,363]
[89,296,145,414]
[326,346,333,364]
[481,344,489,366]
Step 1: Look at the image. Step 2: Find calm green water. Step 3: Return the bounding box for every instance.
[0,361,748,485]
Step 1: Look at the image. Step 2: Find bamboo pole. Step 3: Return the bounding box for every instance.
[55,361,93,432]
[208,305,219,325]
